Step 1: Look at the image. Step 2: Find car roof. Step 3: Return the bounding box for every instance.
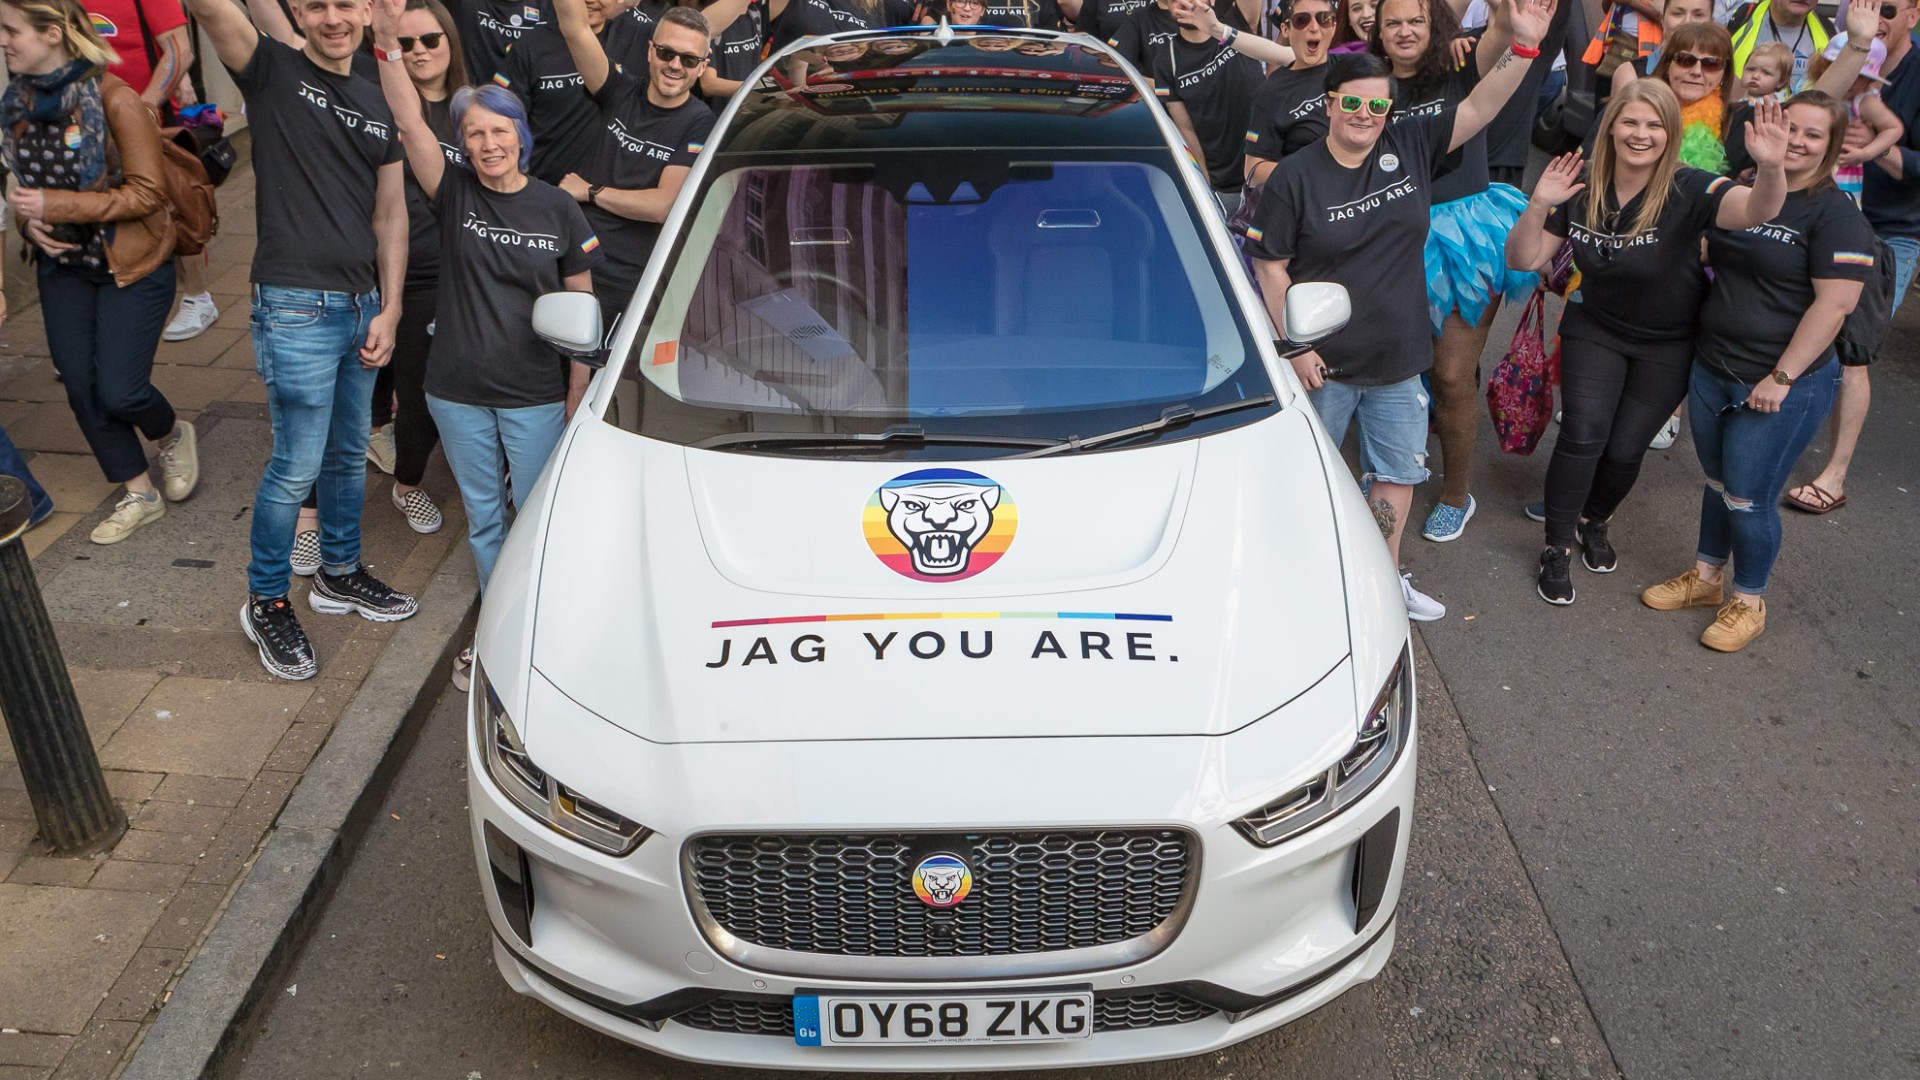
[714,28,1167,154]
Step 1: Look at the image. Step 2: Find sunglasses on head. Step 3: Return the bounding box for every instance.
[1288,10,1336,28]
[652,43,709,68]
[1331,93,1392,116]
[1671,52,1726,73]
[397,32,444,51]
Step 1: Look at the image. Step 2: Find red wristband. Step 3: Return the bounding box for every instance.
[1510,43,1541,59]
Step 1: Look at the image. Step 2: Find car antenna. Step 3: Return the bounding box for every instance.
[934,16,955,45]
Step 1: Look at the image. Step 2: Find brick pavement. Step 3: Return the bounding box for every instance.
[0,149,470,1079]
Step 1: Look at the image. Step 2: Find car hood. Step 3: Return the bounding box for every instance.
[529,411,1354,742]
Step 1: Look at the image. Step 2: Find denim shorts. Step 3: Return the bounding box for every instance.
[1307,374,1432,487]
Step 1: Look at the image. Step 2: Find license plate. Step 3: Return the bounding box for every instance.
[793,990,1094,1046]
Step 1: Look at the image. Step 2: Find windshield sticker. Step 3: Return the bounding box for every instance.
[866,469,1014,582]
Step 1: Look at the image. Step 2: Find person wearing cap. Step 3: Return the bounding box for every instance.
[1774,0,1920,517]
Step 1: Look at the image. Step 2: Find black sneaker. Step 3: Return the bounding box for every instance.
[1577,518,1618,574]
[242,598,317,681]
[308,565,419,622]
[1537,546,1576,606]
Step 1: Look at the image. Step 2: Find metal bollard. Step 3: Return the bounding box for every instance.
[0,475,127,855]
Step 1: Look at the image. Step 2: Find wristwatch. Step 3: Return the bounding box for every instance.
[375,45,405,63]
[587,184,606,208]
[1768,369,1795,386]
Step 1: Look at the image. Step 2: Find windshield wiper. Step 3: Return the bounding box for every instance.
[1011,395,1280,458]
[691,425,1063,452]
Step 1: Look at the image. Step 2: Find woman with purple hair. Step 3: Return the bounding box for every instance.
[370,0,604,616]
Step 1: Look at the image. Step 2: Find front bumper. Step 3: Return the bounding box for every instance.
[465,665,1416,1070]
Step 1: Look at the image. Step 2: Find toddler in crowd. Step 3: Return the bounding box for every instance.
[1740,41,1792,104]
[1806,36,1906,206]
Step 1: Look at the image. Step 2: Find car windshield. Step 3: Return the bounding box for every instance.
[612,149,1275,457]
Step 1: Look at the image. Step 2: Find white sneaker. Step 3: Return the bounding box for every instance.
[90,491,164,545]
[1649,415,1680,450]
[163,293,220,342]
[365,423,397,475]
[1400,573,1446,622]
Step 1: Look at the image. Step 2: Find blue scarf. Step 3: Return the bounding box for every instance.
[0,60,110,190]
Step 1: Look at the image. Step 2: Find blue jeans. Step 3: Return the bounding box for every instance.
[0,421,53,524]
[247,286,381,598]
[38,260,178,484]
[1307,375,1433,487]
[426,394,566,593]
[1885,236,1919,314]
[1688,360,1839,595]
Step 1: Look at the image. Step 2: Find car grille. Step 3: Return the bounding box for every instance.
[672,989,1217,1037]
[687,830,1194,958]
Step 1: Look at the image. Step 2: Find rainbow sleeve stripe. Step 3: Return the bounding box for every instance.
[1245,225,1264,242]
[688,141,705,154]
[580,235,601,254]
[1833,251,1875,266]
[1244,129,1260,143]
[713,612,1174,629]
[1706,176,1732,194]
[492,72,511,88]
[1153,85,1171,98]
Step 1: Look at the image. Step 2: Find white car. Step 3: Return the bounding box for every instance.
[467,25,1416,1071]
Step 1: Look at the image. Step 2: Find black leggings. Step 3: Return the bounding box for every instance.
[1542,335,1694,550]
[375,283,442,486]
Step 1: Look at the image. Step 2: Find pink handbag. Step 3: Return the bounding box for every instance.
[1486,287,1559,456]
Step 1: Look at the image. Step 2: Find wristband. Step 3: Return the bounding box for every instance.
[375,45,404,63]
[588,184,606,208]
[1218,26,1238,47]
[1510,42,1540,59]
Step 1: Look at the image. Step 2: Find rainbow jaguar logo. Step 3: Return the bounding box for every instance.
[912,853,972,908]
[865,469,1014,582]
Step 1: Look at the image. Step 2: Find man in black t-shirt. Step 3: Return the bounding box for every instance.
[555,0,719,323]
[1151,7,1262,210]
[496,0,666,183]
[1109,0,1252,75]
[186,0,420,682]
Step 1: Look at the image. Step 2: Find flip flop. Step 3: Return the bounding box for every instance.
[1783,483,1846,515]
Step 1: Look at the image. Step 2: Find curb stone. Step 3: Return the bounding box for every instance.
[115,552,479,1080]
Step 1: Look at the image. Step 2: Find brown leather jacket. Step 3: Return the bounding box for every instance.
[37,75,173,287]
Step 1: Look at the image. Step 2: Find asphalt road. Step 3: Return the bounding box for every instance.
[223,305,1920,1080]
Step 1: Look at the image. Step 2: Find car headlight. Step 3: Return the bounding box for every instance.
[471,658,650,856]
[1233,648,1412,847]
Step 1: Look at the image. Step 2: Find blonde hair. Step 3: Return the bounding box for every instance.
[1587,79,1685,241]
[1747,41,1794,86]
[0,0,120,72]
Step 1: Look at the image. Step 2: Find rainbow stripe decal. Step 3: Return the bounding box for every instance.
[1833,251,1875,266]
[713,612,1173,629]
[865,469,1015,582]
[1244,129,1260,143]
[1245,225,1264,242]
[90,14,117,37]
[491,72,512,88]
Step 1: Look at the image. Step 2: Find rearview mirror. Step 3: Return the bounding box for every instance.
[1282,282,1350,346]
[532,292,604,358]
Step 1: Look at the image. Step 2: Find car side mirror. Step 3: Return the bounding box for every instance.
[1282,282,1350,347]
[532,292,604,359]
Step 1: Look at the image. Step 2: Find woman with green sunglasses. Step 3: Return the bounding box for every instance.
[1243,0,1555,622]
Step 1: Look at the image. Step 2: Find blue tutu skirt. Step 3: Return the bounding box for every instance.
[1424,183,1536,334]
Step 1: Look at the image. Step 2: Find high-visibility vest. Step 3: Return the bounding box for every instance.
[1583,3,1664,66]
[1729,1,1832,80]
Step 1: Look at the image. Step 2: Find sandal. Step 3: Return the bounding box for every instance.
[1783,483,1846,515]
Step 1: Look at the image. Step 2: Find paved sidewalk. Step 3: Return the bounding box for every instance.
[0,153,472,1079]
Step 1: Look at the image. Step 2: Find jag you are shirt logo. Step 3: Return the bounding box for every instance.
[296,81,390,140]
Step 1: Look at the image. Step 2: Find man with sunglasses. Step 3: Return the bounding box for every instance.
[554,0,720,328]
[1728,0,1833,90]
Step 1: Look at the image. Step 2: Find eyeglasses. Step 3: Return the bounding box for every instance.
[397,32,444,51]
[652,43,709,68]
[1331,94,1392,116]
[1670,52,1727,73]
[1288,10,1336,28]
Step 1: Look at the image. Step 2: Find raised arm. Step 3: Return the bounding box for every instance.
[1450,0,1554,151]
[553,0,612,94]
[1715,97,1788,229]
[244,0,302,46]
[1505,150,1582,273]
[182,0,264,72]
[1476,0,1512,75]
[142,23,194,107]
[1813,0,1878,97]
[1174,0,1295,65]
[370,0,445,197]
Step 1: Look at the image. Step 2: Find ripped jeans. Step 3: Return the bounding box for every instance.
[1687,359,1839,596]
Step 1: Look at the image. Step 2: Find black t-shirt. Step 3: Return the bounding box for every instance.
[1723,100,1757,178]
[1077,0,1152,40]
[1151,35,1262,190]
[770,0,919,51]
[454,0,555,83]
[1245,62,1329,166]
[1109,0,1245,73]
[499,20,654,185]
[1391,65,1486,204]
[709,0,768,87]
[1245,111,1455,385]
[583,70,717,291]
[979,0,1062,27]
[405,97,463,287]
[427,169,604,407]
[1698,185,1878,381]
[1546,167,1732,348]
[231,37,404,293]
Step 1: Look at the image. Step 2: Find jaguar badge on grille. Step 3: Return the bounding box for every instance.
[911,853,973,908]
